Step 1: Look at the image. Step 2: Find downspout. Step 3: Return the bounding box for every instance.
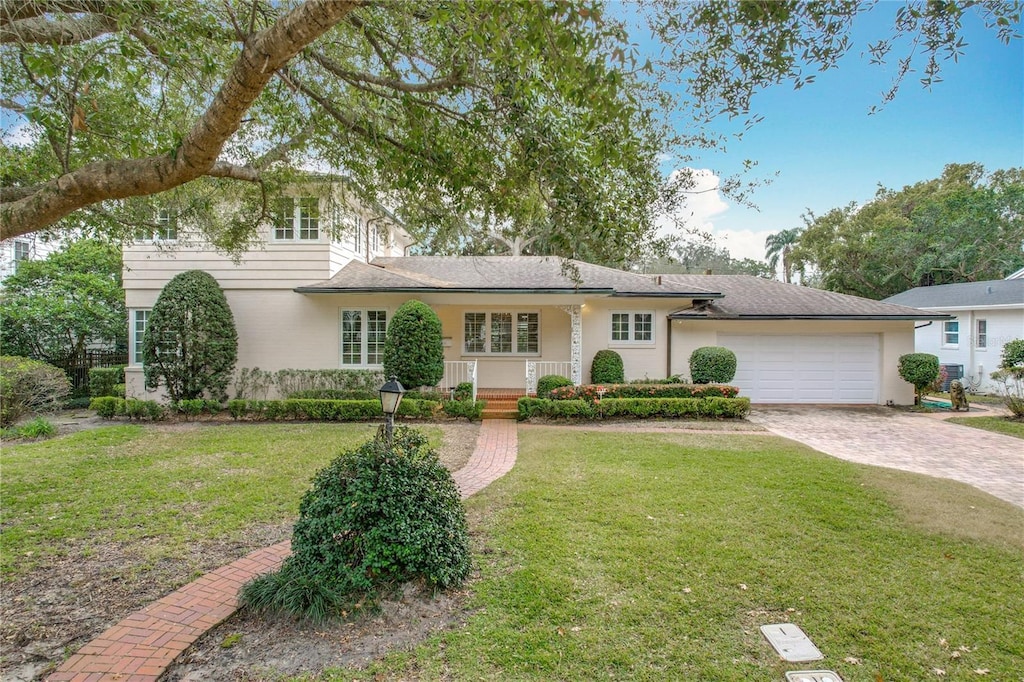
[666,317,673,379]
[914,321,933,330]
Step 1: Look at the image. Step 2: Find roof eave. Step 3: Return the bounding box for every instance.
[667,313,953,321]
[294,286,617,295]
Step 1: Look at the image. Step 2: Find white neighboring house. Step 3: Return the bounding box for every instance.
[882,278,1024,393]
[0,233,62,282]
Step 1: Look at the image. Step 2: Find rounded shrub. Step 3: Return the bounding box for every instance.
[1001,339,1024,369]
[537,374,574,398]
[240,427,470,622]
[382,300,444,390]
[591,349,624,384]
[689,346,737,384]
[898,352,939,405]
[0,356,71,427]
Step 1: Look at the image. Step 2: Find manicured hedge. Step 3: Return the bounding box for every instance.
[518,396,750,420]
[88,366,126,397]
[226,398,441,421]
[89,397,167,421]
[549,382,740,401]
[442,399,486,421]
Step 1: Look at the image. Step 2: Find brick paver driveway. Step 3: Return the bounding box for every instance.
[748,406,1024,508]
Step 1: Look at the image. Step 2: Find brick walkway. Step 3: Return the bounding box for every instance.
[46,420,518,682]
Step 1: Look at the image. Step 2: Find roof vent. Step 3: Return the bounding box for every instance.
[987,286,993,294]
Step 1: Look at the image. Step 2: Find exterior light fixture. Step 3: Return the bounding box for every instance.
[379,375,405,445]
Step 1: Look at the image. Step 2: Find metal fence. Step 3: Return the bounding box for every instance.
[62,350,128,395]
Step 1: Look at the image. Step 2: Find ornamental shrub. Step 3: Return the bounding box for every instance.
[536,374,573,398]
[383,300,444,390]
[452,382,474,401]
[549,382,740,401]
[1001,339,1024,369]
[239,427,470,622]
[0,356,72,427]
[89,366,126,397]
[591,349,624,383]
[689,346,737,384]
[898,353,940,405]
[989,367,1024,418]
[143,270,238,402]
[443,399,485,421]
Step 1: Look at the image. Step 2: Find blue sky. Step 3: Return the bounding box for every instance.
[636,3,1024,263]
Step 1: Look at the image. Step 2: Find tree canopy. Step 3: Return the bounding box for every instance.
[2,1,1020,265]
[644,238,774,278]
[791,163,1024,299]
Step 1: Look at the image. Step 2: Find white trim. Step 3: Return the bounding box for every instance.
[339,308,388,368]
[462,310,541,356]
[911,304,1023,312]
[608,310,655,345]
[942,318,960,348]
[130,309,150,366]
[272,196,322,242]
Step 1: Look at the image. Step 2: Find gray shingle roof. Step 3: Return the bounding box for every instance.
[881,279,1024,309]
[660,275,947,320]
[296,256,721,297]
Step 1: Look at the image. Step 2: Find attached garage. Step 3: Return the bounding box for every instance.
[718,333,879,404]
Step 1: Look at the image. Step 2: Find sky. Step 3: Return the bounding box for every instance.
[636,3,1024,264]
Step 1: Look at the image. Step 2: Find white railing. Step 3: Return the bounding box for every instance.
[440,360,477,401]
[525,361,575,395]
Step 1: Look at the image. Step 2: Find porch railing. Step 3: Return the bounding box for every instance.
[439,360,477,401]
[525,360,575,395]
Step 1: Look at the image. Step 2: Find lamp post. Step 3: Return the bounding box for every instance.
[379,375,405,446]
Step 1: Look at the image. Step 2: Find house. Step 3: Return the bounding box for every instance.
[124,200,947,403]
[882,278,1024,393]
[0,233,62,283]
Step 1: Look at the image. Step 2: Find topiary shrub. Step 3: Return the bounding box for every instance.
[382,300,444,390]
[0,356,72,427]
[240,427,470,622]
[1000,339,1024,369]
[536,374,573,399]
[591,350,624,384]
[898,353,939,406]
[144,270,238,402]
[689,346,737,384]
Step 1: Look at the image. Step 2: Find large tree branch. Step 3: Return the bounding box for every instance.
[0,0,123,26]
[309,50,468,94]
[0,12,116,44]
[0,0,357,240]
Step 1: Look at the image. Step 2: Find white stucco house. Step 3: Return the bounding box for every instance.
[883,278,1024,393]
[123,185,948,405]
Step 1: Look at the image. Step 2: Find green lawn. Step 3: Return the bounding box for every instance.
[946,416,1024,439]
[338,428,1024,682]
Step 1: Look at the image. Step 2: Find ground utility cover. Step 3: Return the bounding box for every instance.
[760,623,824,662]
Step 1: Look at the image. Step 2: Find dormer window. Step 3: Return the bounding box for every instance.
[274,197,320,241]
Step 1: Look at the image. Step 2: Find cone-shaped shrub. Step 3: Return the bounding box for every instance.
[382,300,444,390]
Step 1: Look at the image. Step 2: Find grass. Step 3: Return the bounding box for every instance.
[946,416,1024,439]
[330,428,1024,682]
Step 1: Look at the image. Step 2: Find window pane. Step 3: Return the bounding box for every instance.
[634,313,652,341]
[156,208,177,240]
[366,310,387,364]
[14,241,29,261]
[611,313,630,341]
[944,320,959,345]
[133,310,149,364]
[353,215,362,251]
[977,320,987,348]
[299,197,319,239]
[274,198,294,239]
[491,313,512,353]
[341,310,362,364]
[465,313,486,353]
[517,313,539,353]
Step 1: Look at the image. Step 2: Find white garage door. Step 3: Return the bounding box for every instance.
[718,334,880,404]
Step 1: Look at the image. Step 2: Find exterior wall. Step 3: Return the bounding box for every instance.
[580,299,683,383]
[670,319,918,405]
[0,234,62,282]
[913,306,1024,393]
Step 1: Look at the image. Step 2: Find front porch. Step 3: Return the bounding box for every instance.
[438,360,577,400]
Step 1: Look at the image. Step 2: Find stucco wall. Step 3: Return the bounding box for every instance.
[912,307,1023,393]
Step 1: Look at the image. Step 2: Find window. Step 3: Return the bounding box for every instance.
[135,209,177,241]
[371,225,381,252]
[340,309,387,366]
[943,319,959,346]
[610,311,654,343]
[13,240,30,262]
[976,319,987,349]
[352,215,363,253]
[463,311,539,354]
[274,197,320,241]
[131,310,149,365]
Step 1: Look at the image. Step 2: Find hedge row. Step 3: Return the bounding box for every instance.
[90,397,167,421]
[518,396,750,420]
[548,382,740,401]
[226,398,441,421]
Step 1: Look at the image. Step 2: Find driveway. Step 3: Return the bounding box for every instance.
[748,406,1024,509]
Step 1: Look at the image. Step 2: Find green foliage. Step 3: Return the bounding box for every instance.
[0,356,71,427]
[518,396,750,420]
[0,240,126,369]
[590,350,625,384]
[536,375,574,399]
[287,389,379,400]
[240,428,470,622]
[898,353,940,405]
[270,369,384,400]
[88,366,126,397]
[383,301,444,390]
[792,164,1024,298]
[645,239,775,278]
[89,397,167,421]
[689,347,738,384]
[143,270,238,402]
[443,399,486,421]
[226,399,440,422]
[2,417,57,440]
[550,382,740,401]
[1000,339,1024,369]
[452,382,475,402]
[232,367,274,400]
[174,399,222,420]
[989,368,1024,418]
[764,228,804,283]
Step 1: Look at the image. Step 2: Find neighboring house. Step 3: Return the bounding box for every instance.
[0,233,62,282]
[882,278,1024,393]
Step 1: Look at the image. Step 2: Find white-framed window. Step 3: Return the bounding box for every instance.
[976,319,987,349]
[274,197,320,241]
[13,240,30,262]
[135,208,177,241]
[371,225,381,252]
[352,214,363,253]
[610,311,654,344]
[131,309,150,365]
[340,309,387,366]
[943,319,959,346]
[463,311,539,355]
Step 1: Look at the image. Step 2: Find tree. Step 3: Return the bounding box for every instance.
[791,164,1024,299]
[764,228,803,283]
[142,270,238,401]
[2,2,1019,263]
[898,353,939,406]
[0,238,125,369]
[382,300,444,390]
[646,238,774,277]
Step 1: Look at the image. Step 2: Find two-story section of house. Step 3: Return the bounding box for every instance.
[123,180,413,398]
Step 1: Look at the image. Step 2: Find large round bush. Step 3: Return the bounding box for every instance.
[537,374,573,398]
[898,352,939,405]
[591,349,624,383]
[240,427,470,621]
[382,300,444,390]
[0,356,71,427]
[689,346,737,384]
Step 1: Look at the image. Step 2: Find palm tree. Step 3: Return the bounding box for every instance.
[764,228,803,283]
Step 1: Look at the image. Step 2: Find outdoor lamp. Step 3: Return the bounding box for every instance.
[379,375,405,445]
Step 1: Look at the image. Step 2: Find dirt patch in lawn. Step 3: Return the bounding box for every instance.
[0,421,480,682]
